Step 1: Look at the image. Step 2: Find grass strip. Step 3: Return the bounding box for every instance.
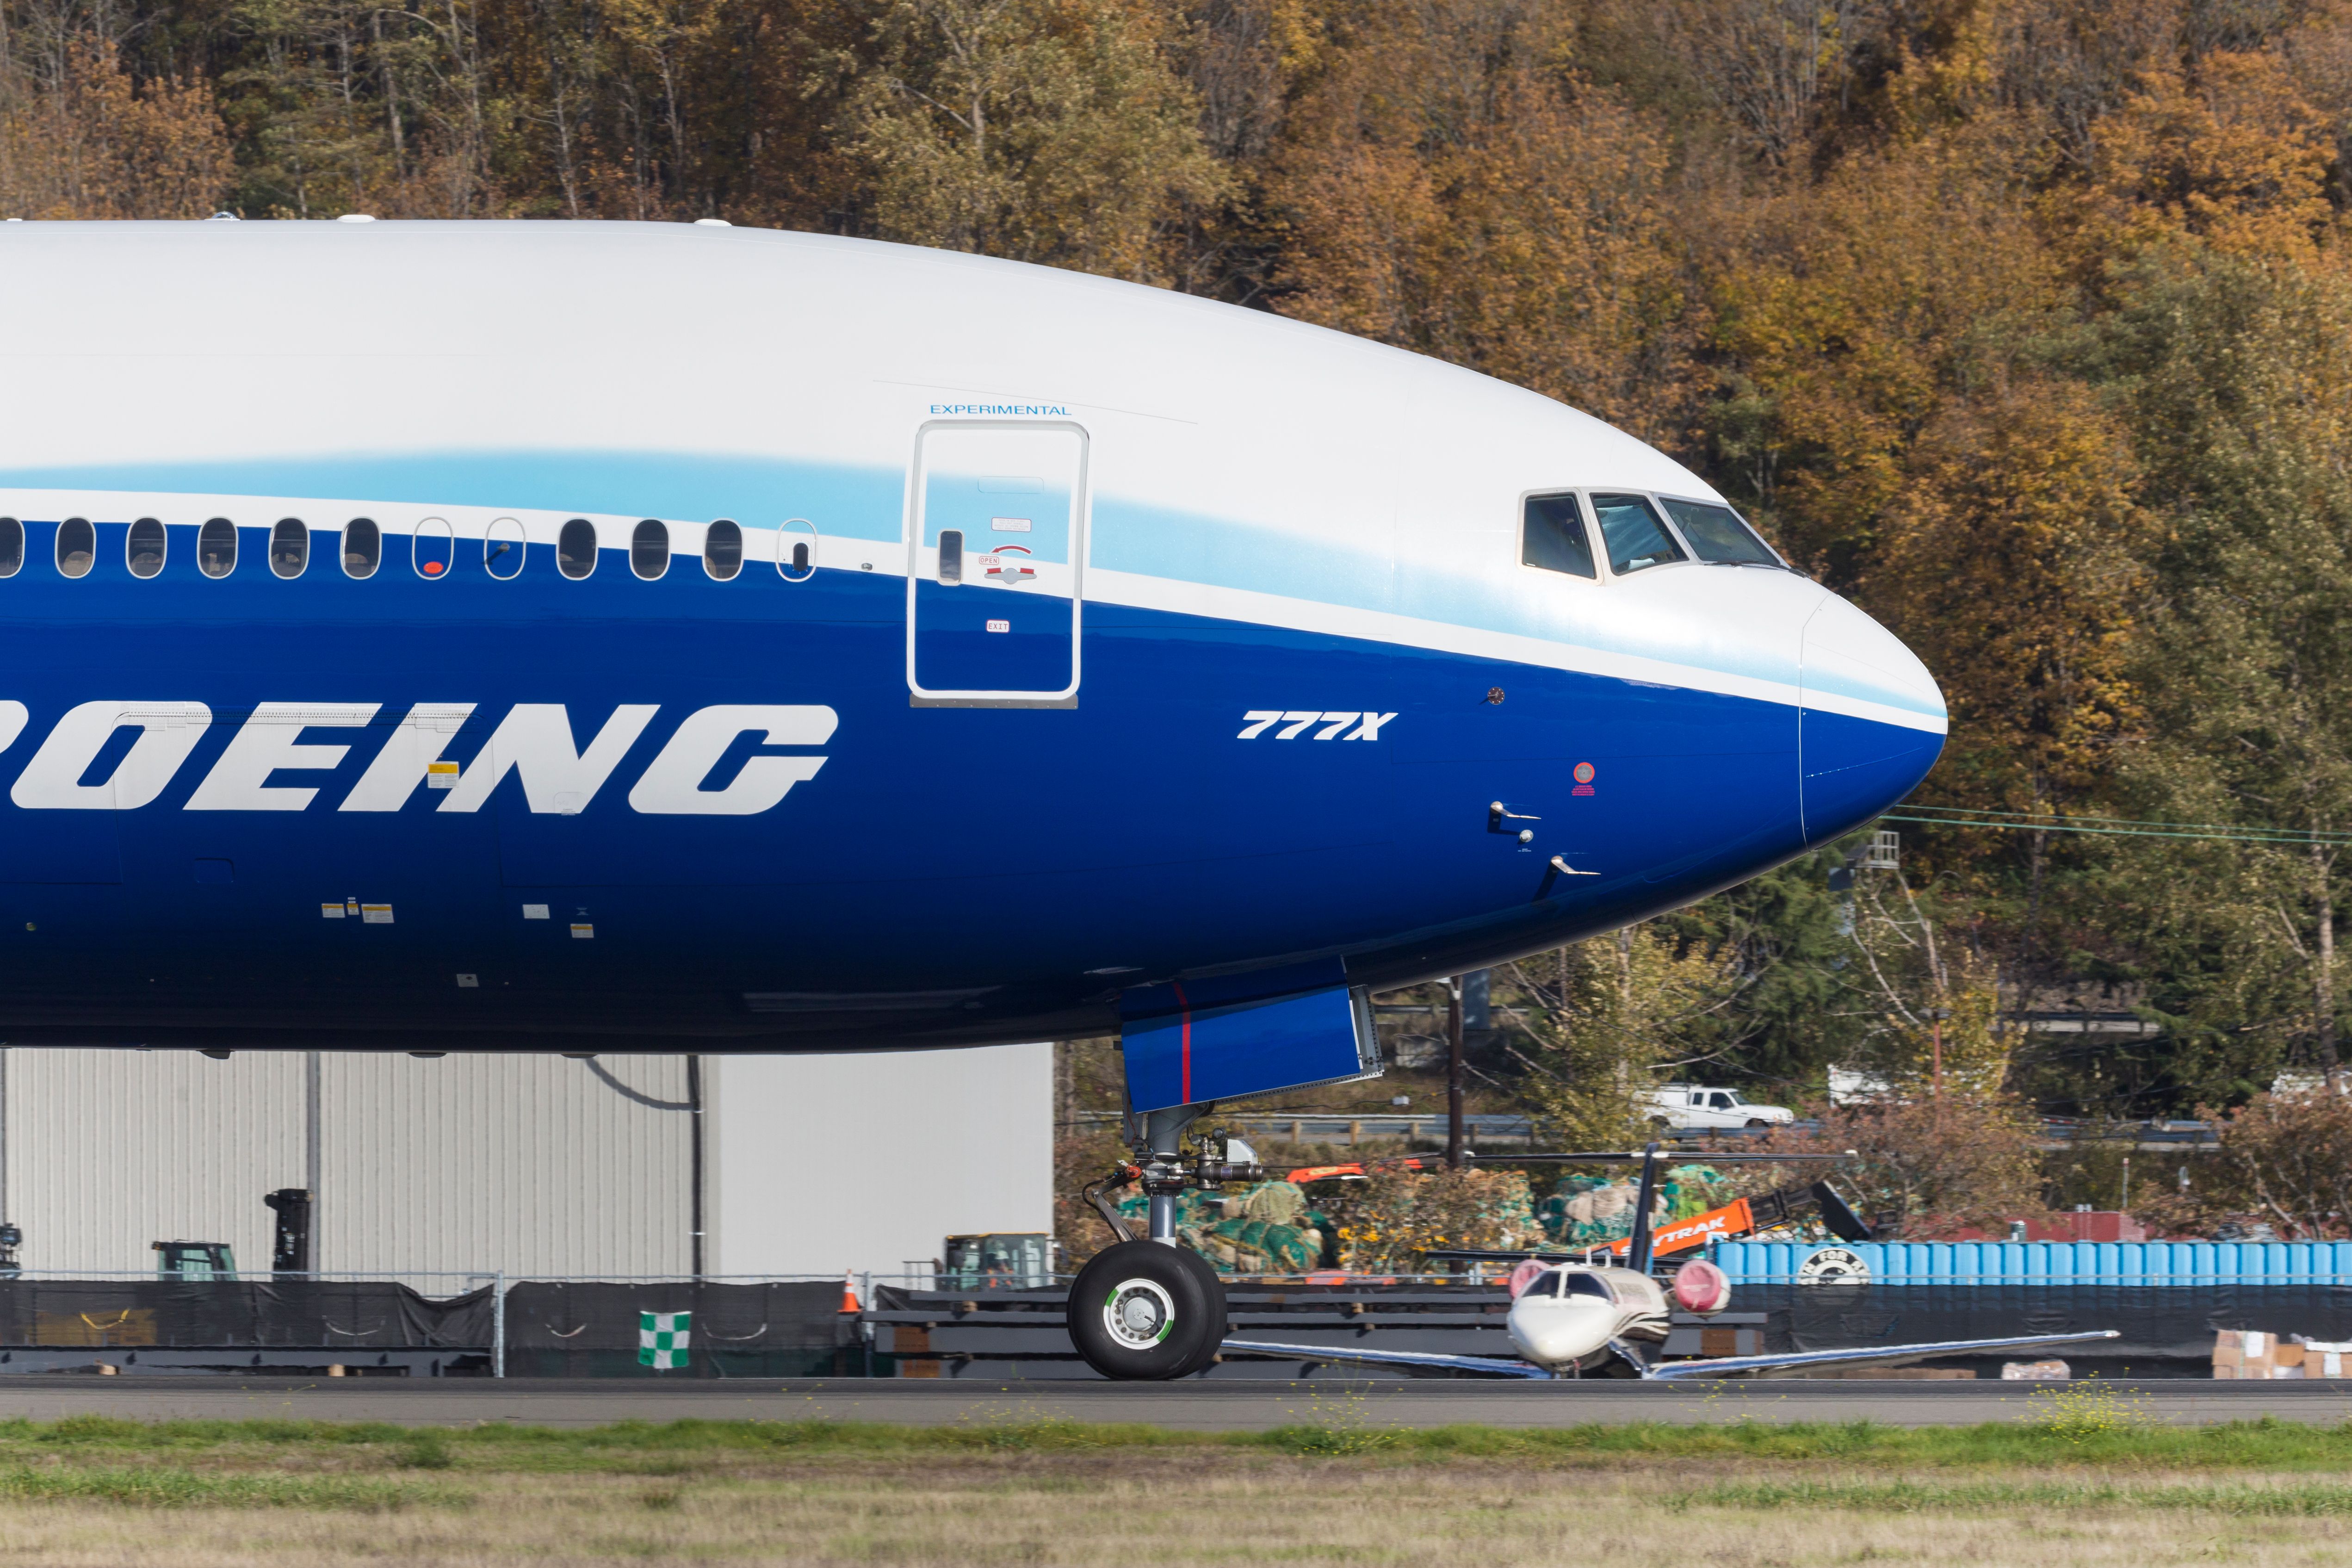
[1676,1478,2352,1516]
[9,1412,2352,1469]
[0,1464,468,1511]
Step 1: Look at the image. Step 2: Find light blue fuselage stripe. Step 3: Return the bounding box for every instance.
[0,452,1937,722]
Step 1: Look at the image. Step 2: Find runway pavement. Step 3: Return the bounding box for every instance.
[0,1376,2347,1429]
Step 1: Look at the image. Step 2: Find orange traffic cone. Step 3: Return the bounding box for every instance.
[838,1269,861,1313]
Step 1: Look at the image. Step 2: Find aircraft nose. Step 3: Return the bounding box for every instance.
[1506,1298,1618,1367]
[1799,595,1946,847]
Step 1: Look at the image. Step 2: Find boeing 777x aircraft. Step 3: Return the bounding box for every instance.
[0,218,1944,1376]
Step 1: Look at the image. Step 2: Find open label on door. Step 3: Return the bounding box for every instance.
[908,423,1085,704]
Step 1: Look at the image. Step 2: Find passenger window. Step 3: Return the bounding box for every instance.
[1521,494,1595,579]
[779,517,817,583]
[484,517,525,579]
[1590,494,1684,575]
[1659,497,1780,566]
[56,518,95,578]
[413,517,454,578]
[703,520,743,581]
[631,519,669,580]
[198,517,237,578]
[127,518,166,579]
[271,518,308,578]
[557,519,597,580]
[343,518,381,578]
[0,518,19,577]
[937,529,963,584]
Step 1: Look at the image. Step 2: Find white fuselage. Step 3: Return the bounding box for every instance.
[1505,1265,1682,1373]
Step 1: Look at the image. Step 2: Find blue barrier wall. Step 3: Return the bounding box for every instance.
[1711,1240,2352,1285]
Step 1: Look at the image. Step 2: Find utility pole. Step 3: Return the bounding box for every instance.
[1446,977,1465,1170]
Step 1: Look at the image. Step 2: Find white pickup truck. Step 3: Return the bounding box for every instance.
[1640,1084,1795,1129]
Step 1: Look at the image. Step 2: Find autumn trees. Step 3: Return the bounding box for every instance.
[840,0,1225,277]
[0,40,229,217]
[14,0,2352,1115]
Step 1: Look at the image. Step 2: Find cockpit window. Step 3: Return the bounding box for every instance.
[1563,1272,1614,1301]
[1591,494,1684,575]
[1521,494,1596,580]
[1660,497,1780,566]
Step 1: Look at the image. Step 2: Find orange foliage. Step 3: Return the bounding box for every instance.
[1868,379,2145,817]
[0,44,232,220]
[1267,21,1700,446]
[2067,52,2340,266]
[1707,128,2070,565]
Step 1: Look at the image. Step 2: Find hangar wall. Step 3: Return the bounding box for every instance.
[317,1054,694,1278]
[2,1049,307,1278]
[0,1045,1048,1281]
[707,1044,1055,1281]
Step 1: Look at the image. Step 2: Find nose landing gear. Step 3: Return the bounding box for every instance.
[1067,1103,1263,1379]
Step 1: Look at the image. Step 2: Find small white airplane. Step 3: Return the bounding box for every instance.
[1222,1148,2120,1380]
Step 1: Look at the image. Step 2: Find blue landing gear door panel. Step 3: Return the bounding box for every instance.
[907,421,1086,707]
[1119,964,1382,1114]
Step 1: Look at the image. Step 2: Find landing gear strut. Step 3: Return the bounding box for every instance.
[1068,1103,1264,1380]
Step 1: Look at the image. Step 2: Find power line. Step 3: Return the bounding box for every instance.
[1883,807,2352,848]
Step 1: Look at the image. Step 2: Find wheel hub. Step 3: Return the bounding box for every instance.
[1103,1278,1177,1350]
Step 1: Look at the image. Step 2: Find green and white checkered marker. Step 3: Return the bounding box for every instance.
[639,1310,691,1369]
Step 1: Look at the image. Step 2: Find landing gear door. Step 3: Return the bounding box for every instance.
[907,421,1086,707]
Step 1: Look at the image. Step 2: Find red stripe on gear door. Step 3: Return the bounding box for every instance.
[1172,981,1193,1103]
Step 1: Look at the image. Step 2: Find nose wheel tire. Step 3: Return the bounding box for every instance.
[1067,1240,1227,1380]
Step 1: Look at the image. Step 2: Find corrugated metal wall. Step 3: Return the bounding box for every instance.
[1,1049,306,1276]
[319,1054,692,1278]
[0,1049,693,1278]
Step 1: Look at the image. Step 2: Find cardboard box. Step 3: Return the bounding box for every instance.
[2276,1343,2307,1369]
[2001,1360,2072,1381]
[1809,1367,1975,1380]
[2292,1338,2352,1378]
[2215,1329,2278,1379]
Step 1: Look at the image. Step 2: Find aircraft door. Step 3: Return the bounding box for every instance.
[907,421,1086,705]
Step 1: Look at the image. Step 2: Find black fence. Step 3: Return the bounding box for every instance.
[8,1276,2338,1379]
[868,1280,2352,1379]
[504,1282,855,1378]
[0,1278,857,1378]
